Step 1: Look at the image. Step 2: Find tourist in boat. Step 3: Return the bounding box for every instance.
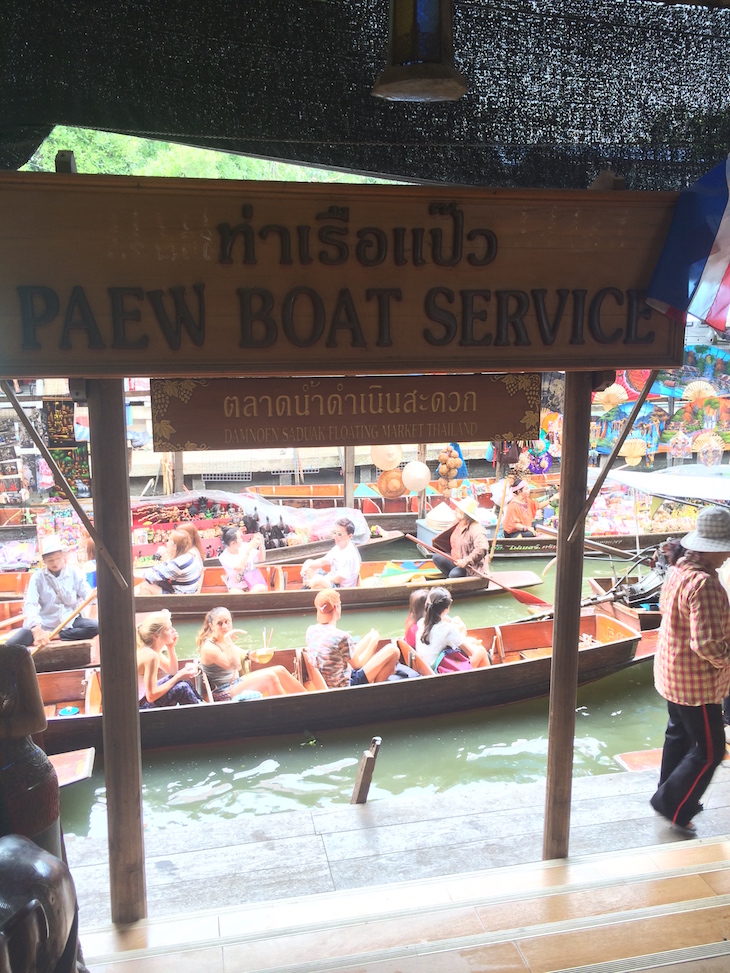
[502,480,555,539]
[415,587,489,672]
[137,610,202,708]
[135,528,203,595]
[649,507,730,836]
[218,528,267,593]
[305,589,398,687]
[196,606,315,697]
[178,521,206,562]
[404,588,428,649]
[432,497,489,579]
[4,535,99,648]
[300,518,361,589]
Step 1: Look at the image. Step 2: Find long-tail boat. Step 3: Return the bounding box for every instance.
[134,559,544,618]
[36,611,645,755]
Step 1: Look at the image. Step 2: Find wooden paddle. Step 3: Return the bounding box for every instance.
[36,588,98,646]
[405,535,551,607]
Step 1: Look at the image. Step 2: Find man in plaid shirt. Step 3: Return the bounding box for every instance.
[650,507,730,835]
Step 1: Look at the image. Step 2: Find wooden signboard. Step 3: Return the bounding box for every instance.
[150,374,542,450]
[0,173,684,379]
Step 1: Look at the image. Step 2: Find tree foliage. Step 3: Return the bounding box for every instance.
[21,126,396,184]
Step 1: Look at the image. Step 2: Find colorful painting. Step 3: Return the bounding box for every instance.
[48,443,91,498]
[44,399,76,447]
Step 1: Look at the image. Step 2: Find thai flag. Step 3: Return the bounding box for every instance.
[646,153,730,333]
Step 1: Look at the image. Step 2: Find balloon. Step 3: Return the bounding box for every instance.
[370,444,403,471]
[401,460,431,493]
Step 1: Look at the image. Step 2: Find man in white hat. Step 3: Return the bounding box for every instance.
[4,535,98,649]
[650,506,730,836]
[433,496,490,579]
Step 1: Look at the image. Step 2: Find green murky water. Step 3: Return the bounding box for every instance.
[59,550,668,838]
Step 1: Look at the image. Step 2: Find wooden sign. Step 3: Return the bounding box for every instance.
[150,374,542,450]
[0,173,684,379]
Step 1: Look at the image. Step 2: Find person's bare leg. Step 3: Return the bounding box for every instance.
[464,639,489,668]
[134,581,164,596]
[230,670,286,697]
[362,644,399,683]
[350,629,380,668]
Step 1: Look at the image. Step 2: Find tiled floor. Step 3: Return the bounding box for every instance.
[70,763,730,972]
[79,838,730,972]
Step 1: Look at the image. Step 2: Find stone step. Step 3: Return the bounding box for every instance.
[79,835,730,973]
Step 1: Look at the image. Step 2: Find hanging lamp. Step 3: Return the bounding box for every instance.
[372,0,468,102]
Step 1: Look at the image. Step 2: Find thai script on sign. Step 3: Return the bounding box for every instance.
[222,384,477,419]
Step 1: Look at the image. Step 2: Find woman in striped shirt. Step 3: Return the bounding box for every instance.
[136,528,203,596]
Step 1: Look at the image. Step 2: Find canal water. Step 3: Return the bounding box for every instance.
[58,547,668,838]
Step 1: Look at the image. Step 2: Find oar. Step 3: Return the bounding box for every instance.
[536,526,652,562]
[32,588,98,649]
[405,535,551,607]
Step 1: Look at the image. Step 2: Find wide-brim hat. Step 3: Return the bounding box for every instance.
[453,496,480,521]
[40,535,64,556]
[682,506,730,553]
[377,469,406,499]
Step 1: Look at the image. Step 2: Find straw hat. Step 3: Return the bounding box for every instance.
[377,469,406,499]
[453,496,480,521]
[682,507,730,553]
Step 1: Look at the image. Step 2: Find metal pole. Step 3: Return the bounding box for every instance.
[87,378,147,923]
[543,371,593,860]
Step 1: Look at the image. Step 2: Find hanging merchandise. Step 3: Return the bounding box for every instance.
[377,468,406,498]
[694,432,725,467]
[370,444,403,471]
[436,444,465,497]
[43,400,76,448]
[401,460,431,493]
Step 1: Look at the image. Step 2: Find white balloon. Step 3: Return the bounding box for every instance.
[401,460,431,492]
[370,444,403,471]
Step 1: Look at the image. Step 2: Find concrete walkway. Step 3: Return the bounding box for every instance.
[66,760,730,931]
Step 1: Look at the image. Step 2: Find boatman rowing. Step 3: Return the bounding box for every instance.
[4,535,98,649]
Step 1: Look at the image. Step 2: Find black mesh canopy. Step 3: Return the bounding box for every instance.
[1,0,729,188]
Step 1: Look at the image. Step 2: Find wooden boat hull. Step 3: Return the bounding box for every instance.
[37,612,640,755]
[0,571,30,599]
[136,569,542,617]
[135,558,543,617]
[489,532,673,559]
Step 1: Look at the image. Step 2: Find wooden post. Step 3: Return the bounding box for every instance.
[350,736,382,804]
[417,444,428,520]
[542,371,593,860]
[87,379,147,923]
[173,451,184,493]
[343,445,355,509]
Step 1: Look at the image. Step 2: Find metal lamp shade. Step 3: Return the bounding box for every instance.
[372,0,468,102]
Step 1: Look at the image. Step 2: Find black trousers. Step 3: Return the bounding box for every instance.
[650,700,726,828]
[432,554,467,579]
[4,616,99,646]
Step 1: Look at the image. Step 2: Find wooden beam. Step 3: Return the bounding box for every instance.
[543,371,593,860]
[87,379,147,923]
